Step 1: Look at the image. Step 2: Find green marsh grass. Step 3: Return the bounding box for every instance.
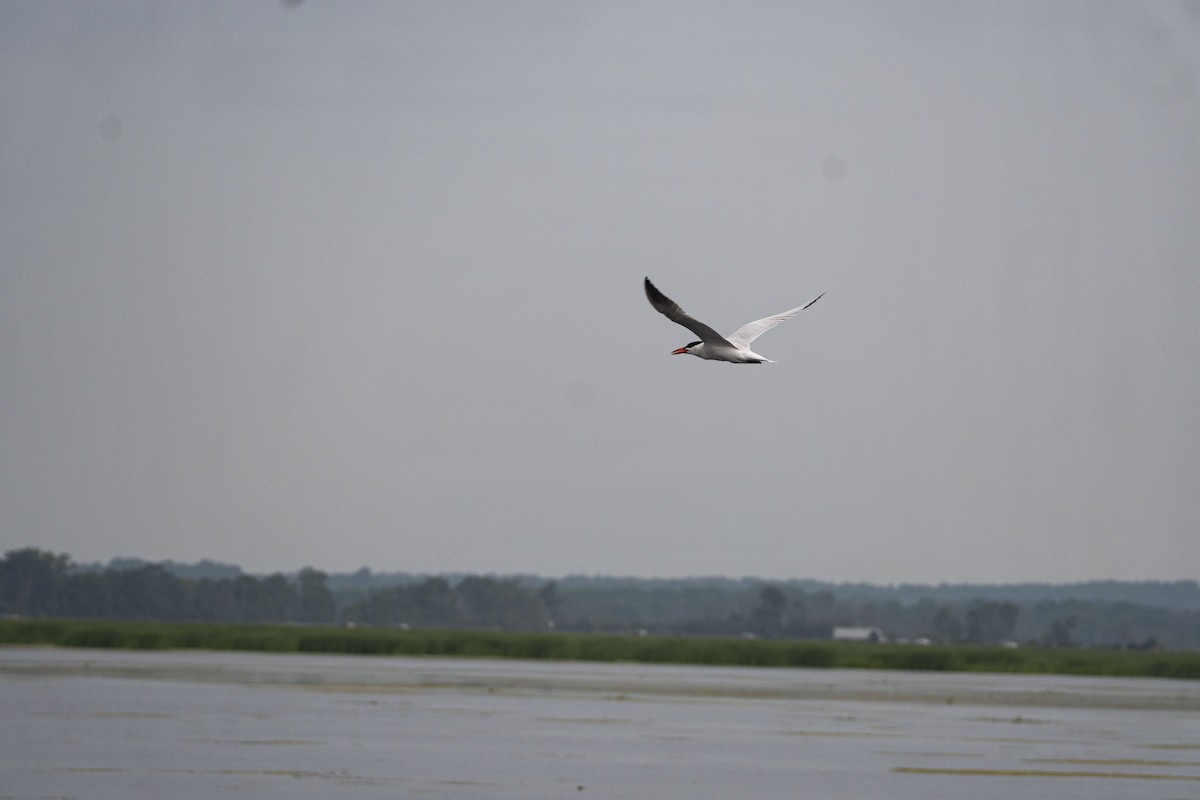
[2,619,1197,679]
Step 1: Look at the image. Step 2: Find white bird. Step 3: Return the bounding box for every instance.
[644,277,824,364]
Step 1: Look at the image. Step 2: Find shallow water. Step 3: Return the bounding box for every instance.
[2,648,1198,799]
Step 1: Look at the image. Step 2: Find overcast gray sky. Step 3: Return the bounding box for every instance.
[2,1,1198,584]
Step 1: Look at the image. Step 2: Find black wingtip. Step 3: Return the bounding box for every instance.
[644,277,664,304]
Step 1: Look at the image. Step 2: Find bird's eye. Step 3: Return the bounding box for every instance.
[686,341,701,348]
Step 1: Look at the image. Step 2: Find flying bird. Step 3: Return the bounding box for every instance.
[644,277,824,364]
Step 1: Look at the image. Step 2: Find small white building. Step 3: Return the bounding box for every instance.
[832,626,887,643]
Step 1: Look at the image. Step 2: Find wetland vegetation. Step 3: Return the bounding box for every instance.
[3,618,1199,679]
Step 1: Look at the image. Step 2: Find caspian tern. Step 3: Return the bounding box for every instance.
[644,277,824,364]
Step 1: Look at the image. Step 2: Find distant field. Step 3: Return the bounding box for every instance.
[2,619,1198,679]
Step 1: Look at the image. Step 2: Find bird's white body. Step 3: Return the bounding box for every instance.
[643,277,823,364]
[681,340,773,363]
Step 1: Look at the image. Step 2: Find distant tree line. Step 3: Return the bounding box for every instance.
[3,549,1198,648]
[0,549,335,624]
[553,582,1026,645]
[341,575,557,630]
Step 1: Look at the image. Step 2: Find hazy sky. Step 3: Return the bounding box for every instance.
[2,1,1198,584]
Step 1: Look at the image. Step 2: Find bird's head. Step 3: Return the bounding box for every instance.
[672,340,702,355]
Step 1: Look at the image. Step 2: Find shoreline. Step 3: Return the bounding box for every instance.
[5,646,1200,711]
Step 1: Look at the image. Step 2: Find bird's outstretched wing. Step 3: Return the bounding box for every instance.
[643,277,728,345]
[725,292,825,347]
